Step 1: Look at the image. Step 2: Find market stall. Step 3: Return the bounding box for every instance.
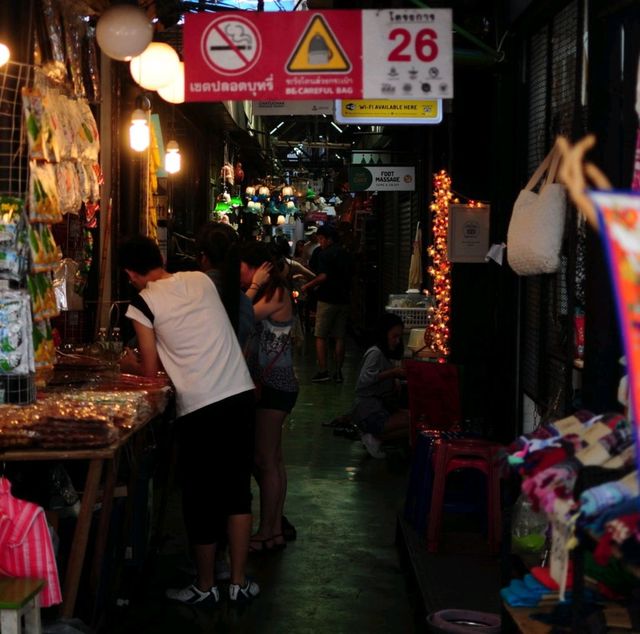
[0,364,172,619]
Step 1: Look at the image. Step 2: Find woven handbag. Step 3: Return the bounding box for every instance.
[507,144,567,275]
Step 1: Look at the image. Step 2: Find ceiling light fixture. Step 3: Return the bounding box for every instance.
[270,121,285,135]
[330,121,343,134]
[130,42,180,91]
[0,43,10,67]
[129,108,150,152]
[165,140,181,174]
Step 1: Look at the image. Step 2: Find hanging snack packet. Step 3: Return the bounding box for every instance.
[0,290,33,374]
[28,273,59,321]
[33,318,55,370]
[29,161,62,223]
[77,100,100,161]
[51,93,78,160]
[56,161,81,214]
[22,89,56,162]
[28,223,59,272]
[0,197,23,245]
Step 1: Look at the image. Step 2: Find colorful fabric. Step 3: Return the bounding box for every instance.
[0,477,61,607]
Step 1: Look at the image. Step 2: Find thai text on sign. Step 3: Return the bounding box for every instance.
[184,9,452,101]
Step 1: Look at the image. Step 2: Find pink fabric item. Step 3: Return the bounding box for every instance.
[0,477,62,607]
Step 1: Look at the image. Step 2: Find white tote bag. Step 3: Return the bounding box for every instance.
[507,144,567,275]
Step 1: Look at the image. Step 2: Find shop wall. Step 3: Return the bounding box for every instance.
[445,44,518,439]
[582,0,640,412]
[499,0,588,434]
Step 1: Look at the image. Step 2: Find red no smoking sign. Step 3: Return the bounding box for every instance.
[184,9,451,101]
[201,15,261,75]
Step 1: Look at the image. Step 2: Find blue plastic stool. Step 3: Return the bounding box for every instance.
[404,430,467,532]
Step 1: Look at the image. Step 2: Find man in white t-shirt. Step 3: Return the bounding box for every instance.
[119,235,259,605]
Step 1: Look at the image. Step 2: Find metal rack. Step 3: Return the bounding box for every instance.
[0,61,36,404]
[0,61,33,197]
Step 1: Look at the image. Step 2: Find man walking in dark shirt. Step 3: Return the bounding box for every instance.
[301,225,352,383]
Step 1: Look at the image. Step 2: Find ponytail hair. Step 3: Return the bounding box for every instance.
[196,222,240,333]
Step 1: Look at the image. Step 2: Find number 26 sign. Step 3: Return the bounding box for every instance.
[362,9,453,100]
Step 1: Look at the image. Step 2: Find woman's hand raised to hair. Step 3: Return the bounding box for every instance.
[252,262,273,288]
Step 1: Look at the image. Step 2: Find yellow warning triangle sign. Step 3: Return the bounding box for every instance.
[287,15,351,73]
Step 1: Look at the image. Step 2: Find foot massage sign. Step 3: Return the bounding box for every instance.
[588,190,640,476]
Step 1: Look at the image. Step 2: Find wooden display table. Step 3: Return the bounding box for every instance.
[504,605,553,633]
[0,373,173,620]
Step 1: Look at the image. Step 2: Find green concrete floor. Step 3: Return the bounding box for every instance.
[105,338,420,633]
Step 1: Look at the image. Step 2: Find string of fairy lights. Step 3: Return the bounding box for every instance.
[427,170,452,358]
[425,170,487,359]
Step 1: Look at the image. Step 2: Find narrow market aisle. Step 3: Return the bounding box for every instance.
[108,338,418,634]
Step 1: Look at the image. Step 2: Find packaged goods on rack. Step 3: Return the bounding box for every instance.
[33,319,56,372]
[28,223,59,271]
[29,161,62,224]
[27,272,59,320]
[0,197,29,282]
[0,290,35,375]
[22,89,57,162]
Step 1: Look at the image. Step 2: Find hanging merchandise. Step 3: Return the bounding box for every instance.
[221,162,235,186]
[61,7,86,98]
[0,197,29,283]
[507,140,567,275]
[408,222,422,291]
[0,290,34,375]
[234,161,245,184]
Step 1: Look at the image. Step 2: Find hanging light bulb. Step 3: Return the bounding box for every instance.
[165,140,181,174]
[130,42,180,91]
[282,186,294,197]
[0,43,10,68]
[129,108,149,152]
[157,62,185,104]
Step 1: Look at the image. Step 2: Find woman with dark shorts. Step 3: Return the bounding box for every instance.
[241,242,299,552]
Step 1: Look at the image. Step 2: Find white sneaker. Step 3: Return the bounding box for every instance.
[229,577,260,602]
[361,433,386,459]
[166,583,220,606]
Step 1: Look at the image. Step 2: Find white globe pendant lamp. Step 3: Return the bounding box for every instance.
[130,42,180,91]
[157,62,185,104]
[96,5,153,61]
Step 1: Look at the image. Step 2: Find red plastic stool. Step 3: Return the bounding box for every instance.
[427,439,502,554]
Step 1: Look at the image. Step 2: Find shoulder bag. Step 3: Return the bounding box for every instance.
[507,143,567,275]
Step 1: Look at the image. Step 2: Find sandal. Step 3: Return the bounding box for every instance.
[249,534,286,554]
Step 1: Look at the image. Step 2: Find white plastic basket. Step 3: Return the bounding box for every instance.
[385,306,430,329]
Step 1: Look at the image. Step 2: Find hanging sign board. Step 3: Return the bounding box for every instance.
[349,166,415,192]
[447,204,490,263]
[252,101,335,116]
[335,99,442,124]
[588,190,640,476]
[361,10,453,100]
[184,9,452,101]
